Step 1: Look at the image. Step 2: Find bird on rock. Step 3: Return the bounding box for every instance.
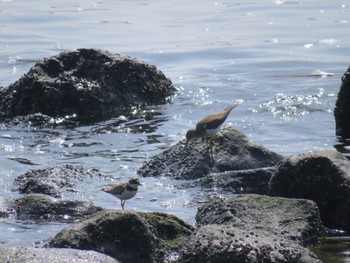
[102,177,141,210]
[185,104,238,148]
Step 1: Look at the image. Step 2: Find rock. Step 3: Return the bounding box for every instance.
[0,194,102,222]
[269,150,350,231]
[48,210,194,263]
[0,48,176,125]
[334,66,350,138]
[0,247,119,263]
[180,195,323,263]
[13,164,105,197]
[185,167,275,195]
[138,126,283,179]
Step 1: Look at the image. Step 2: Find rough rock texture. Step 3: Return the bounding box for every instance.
[0,247,119,263]
[334,65,350,138]
[269,150,350,231]
[180,195,323,263]
[13,164,105,197]
[0,48,176,124]
[184,167,275,195]
[48,210,194,263]
[138,126,283,179]
[0,194,102,222]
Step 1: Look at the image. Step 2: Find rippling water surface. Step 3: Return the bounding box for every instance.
[0,0,349,260]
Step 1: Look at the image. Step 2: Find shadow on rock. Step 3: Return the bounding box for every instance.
[185,167,275,195]
[138,126,283,179]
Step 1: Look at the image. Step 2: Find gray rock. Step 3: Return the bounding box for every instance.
[48,210,194,263]
[335,66,350,138]
[138,126,283,179]
[269,150,350,231]
[0,48,176,125]
[13,164,105,197]
[185,167,275,195]
[0,194,102,222]
[180,195,323,263]
[0,247,119,263]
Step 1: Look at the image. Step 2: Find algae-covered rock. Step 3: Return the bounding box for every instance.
[48,210,194,263]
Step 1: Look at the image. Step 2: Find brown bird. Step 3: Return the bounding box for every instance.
[186,104,238,147]
[102,177,141,210]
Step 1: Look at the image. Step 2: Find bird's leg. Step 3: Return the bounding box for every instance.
[120,200,125,210]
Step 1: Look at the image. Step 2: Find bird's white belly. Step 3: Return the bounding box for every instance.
[117,189,137,200]
[204,126,221,137]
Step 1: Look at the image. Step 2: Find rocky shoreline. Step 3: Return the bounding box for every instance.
[0,49,349,262]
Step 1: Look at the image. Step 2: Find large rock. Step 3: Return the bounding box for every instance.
[0,247,119,263]
[0,194,102,222]
[13,164,105,197]
[48,210,194,263]
[335,66,350,138]
[180,195,323,263]
[138,126,283,179]
[0,48,176,124]
[269,150,350,231]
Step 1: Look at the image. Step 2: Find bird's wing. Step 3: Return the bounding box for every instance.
[103,183,126,195]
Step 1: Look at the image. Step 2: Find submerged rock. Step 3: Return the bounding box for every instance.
[48,210,194,263]
[0,48,176,125]
[0,247,119,263]
[13,164,105,197]
[269,150,350,232]
[138,126,283,179]
[0,194,102,222]
[334,65,350,138]
[180,194,323,263]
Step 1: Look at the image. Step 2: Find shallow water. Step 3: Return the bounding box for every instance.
[0,0,349,260]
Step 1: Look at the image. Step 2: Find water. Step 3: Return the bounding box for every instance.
[0,0,348,260]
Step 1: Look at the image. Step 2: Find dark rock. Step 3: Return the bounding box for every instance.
[13,164,105,197]
[269,150,350,231]
[138,126,283,179]
[335,66,350,138]
[185,167,275,195]
[48,210,194,263]
[0,194,102,222]
[180,195,323,263]
[0,48,176,124]
[0,247,119,263]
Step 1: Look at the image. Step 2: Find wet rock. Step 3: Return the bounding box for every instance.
[48,210,194,263]
[13,164,105,197]
[0,48,176,125]
[334,66,350,138]
[0,194,102,222]
[180,195,323,263]
[138,126,283,179]
[269,150,350,232]
[0,247,119,263]
[185,167,275,195]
